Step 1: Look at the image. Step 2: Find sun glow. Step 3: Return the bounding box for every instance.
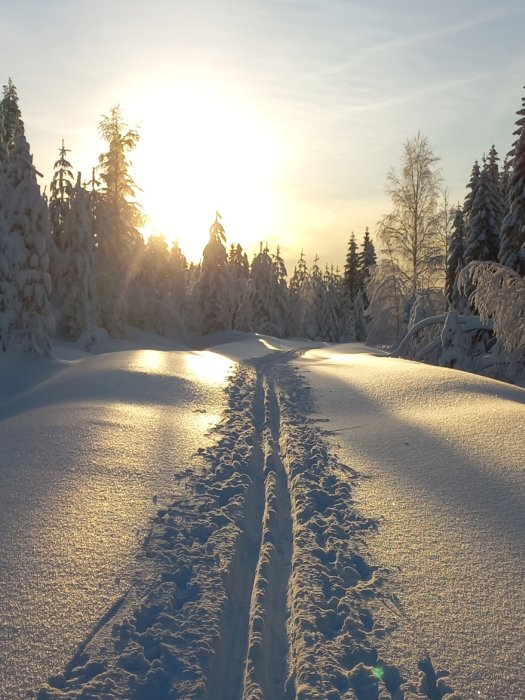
[127,82,285,263]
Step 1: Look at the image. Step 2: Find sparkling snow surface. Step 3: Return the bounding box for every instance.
[301,344,525,700]
[0,344,233,699]
[2,336,525,699]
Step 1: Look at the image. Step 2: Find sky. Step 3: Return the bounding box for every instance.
[2,0,525,269]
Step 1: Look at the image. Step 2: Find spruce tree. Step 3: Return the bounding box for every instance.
[49,140,75,251]
[0,108,12,344]
[1,78,24,151]
[446,207,467,308]
[288,252,307,337]
[342,233,360,299]
[168,240,188,325]
[96,106,143,336]
[196,213,232,334]
[310,255,324,340]
[229,243,252,330]
[318,266,340,342]
[48,140,75,305]
[251,243,279,335]
[500,90,525,275]
[272,246,289,336]
[359,227,376,305]
[57,175,95,340]
[464,151,503,265]
[3,133,54,352]
[463,160,481,228]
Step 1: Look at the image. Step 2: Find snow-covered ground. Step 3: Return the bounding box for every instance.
[301,344,525,699]
[0,333,523,699]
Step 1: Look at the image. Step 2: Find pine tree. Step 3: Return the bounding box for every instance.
[196,213,232,334]
[446,207,467,308]
[500,89,525,275]
[57,175,95,340]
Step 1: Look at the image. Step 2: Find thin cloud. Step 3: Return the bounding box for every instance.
[307,2,525,84]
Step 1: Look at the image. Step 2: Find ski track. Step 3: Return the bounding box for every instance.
[36,351,461,700]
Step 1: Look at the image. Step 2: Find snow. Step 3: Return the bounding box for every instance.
[0,333,523,699]
[300,343,525,699]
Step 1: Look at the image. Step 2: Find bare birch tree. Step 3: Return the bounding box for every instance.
[378,132,442,299]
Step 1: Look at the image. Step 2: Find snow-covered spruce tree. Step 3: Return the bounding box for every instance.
[195,213,232,334]
[378,132,442,299]
[229,243,252,331]
[500,156,511,217]
[1,79,24,151]
[500,90,525,275]
[342,232,360,299]
[272,246,289,336]
[446,207,467,308]
[95,106,144,337]
[463,160,481,229]
[167,240,188,330]
[288,252,308,337]
[49,140,74,251]
[129,234,185,337]
[250,243,284,336]
[353,289,367,341]
[436,188,455,290]
[318,266,340,342]
[310,255,325,340]
[56,175,96,340]
[464,149,503,266]
[359,227,376,301]
[48,141,76,308]
[3,133,54,353]
[0,107,12,346]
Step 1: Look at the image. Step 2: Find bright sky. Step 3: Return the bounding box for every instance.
[2,0,525,268]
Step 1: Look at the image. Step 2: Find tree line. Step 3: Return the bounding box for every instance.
[0,78,524,372]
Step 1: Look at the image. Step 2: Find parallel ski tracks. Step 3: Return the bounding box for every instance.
[208,361,294,700]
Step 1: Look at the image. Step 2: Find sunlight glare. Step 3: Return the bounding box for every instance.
[127,82,285,262]
[183,351,234,386]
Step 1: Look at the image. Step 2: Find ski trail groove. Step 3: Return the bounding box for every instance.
[241,374,294,700]
[207,375,267,700]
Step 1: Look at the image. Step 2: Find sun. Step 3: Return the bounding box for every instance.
[126,81,285,263]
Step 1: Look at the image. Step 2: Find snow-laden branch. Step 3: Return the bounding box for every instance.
[458,261,525,353]
[389,313,491,358]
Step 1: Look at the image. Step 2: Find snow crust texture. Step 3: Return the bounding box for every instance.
[35,350,461,700]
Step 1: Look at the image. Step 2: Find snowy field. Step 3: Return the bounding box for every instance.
[0,333,524,699]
